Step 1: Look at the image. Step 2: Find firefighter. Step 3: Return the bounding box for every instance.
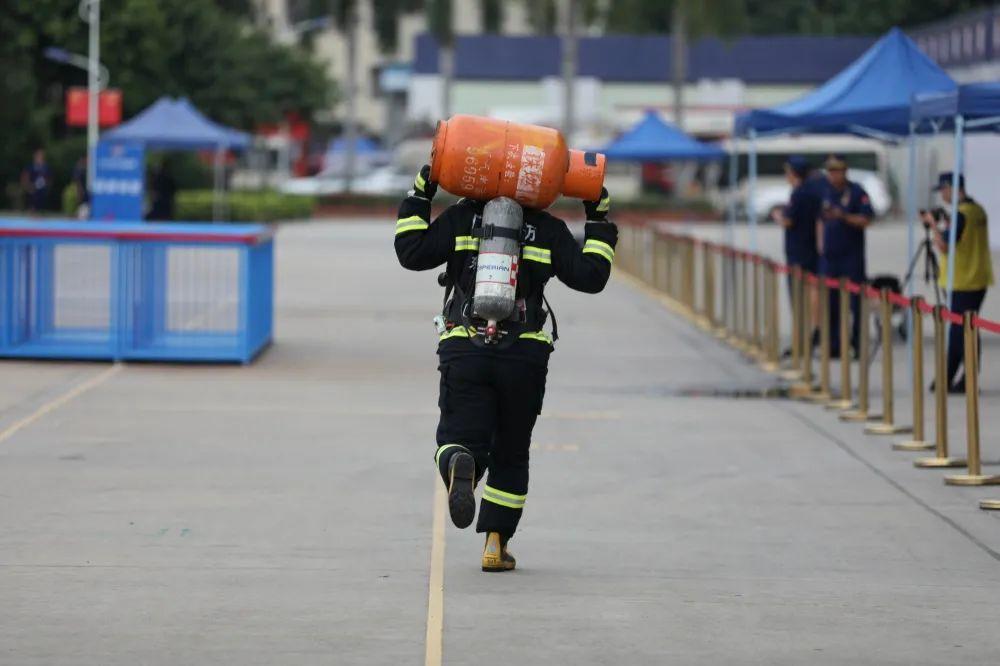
[819,154,873,356]
[922,172,994,392]
[394,165,617,572]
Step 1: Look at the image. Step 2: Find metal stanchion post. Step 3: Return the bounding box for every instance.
[894,298,934,451]
[807,279,833,402]
[760,263,780,371]
[841,284,879,422]
[866,288,911,435]
[915,306,966,468]
[944,314,1000,486]
[751,258,762,358]
[728,253,743,348]
[791,274,816,398]
[686,240,696,314]
[781,267,802,381]
[826,279,854,409]
[704,243,716,330]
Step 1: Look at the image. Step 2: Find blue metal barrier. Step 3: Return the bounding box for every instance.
[0,220,273,363]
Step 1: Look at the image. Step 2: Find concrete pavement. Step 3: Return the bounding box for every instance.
[1,220,999,665]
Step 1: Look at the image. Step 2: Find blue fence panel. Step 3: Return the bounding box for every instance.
[0,220,273,363]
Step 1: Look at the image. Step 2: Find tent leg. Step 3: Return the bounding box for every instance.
[945,116,964,316]
[213,145,224,223]
[725,147,738,329]
[905,124,917,380]
[747,129,758,253]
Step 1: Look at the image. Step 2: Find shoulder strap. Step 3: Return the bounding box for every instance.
[542,293,559,342]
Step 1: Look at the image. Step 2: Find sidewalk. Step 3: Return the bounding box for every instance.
[0,221,998,665]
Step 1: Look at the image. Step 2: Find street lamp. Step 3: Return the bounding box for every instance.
[43,47,110,89]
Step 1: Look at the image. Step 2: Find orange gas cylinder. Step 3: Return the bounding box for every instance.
[429,114,605,209]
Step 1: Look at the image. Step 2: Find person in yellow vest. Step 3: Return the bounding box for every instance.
[921,172,995,392]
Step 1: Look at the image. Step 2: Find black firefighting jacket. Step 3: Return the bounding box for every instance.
[394,192,617,360]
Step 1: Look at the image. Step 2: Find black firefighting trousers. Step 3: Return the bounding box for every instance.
[434,351,548,537]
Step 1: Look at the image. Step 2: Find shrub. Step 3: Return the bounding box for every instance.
[176,190,316,222]
[62,184,79,216]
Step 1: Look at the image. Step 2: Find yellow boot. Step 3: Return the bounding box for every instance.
[481,532,516,572]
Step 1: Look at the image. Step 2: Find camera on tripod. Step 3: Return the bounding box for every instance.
[920,207,947,229]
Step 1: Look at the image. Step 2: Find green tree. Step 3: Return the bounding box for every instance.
[0,0,333,209]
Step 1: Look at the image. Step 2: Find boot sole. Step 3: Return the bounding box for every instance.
[481,564,515,573]
[448,452,476,529]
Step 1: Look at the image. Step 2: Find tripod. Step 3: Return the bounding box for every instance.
[902,224,944,307]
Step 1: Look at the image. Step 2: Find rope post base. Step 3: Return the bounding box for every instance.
[980,500,1000,510]
[944,313,1000,486]
[865,288,911,436]
[915,306,967,469]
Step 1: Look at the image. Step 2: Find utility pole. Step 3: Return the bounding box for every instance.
[560,0,578,141]
[83,0,101,191]
[343,2,358,194]
[671,1,686,130]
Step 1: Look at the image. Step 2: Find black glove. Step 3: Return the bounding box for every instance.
[413,164,437,201]
[583,187,610,222]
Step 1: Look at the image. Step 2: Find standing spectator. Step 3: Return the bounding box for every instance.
[72,156,90,219]
[922,172,994,392]
[771,156,822,353]
[146,162,177,221]
[21,149,51,213]
[819,154,874,356]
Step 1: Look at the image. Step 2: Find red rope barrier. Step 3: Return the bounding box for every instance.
[973,315,1000,335]
[916,299,935,315]
[886,291,911,309]
[845,281,862,294]
[941,309,963,325]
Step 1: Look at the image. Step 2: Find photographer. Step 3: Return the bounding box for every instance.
[921,172,995,392]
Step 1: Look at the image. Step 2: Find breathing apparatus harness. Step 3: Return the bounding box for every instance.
[436,213,558,349]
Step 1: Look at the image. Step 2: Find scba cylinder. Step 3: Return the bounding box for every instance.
[473,197,523,326]
[430,114,605,209]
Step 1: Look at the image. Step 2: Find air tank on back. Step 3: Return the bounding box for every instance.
[472,197,523,335]
[430,114,606,209]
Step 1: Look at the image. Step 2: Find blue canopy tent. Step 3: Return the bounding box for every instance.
[912,82,1000,311]
[103,97,251,220]
[602,111,726,161]
[734,28,954,254]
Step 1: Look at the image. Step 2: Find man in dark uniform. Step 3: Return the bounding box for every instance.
[772,156,822,350]
[922,172,994,392]
[819,154,874,355]
[21,149,51,213]
[394,165,616,572]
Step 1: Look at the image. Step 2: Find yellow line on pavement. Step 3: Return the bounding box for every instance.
[0,364,122,445]
[424,479,446,666]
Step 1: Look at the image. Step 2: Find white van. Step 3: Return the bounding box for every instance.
[717,135,893,220]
